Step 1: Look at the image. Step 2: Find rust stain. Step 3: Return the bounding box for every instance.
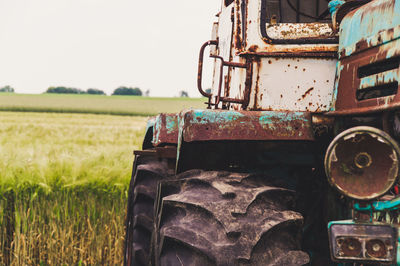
[301,87,314,99]
[241,43,338,58]
[248,45,258,53]
[253,59,261,109]
[234,0,242,50]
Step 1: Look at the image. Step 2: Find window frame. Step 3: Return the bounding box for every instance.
[260,0,338,44]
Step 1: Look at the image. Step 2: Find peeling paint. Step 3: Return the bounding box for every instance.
[330,0,400,116]
[181,109,314,142]
[152,113,179,146]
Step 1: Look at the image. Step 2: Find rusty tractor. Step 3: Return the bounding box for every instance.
[124,0,400,265]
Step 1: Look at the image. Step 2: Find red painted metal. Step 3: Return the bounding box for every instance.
[329,38,400,116]
[152,113,179,146]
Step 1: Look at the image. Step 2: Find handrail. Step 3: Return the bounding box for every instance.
[197,40,218,104]
[197,39,253,109]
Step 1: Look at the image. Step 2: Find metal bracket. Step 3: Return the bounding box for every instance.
[134,146,177,159]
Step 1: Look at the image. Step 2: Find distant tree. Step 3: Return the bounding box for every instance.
[179,90,189,97]
[205,88,212,94]
[145,89,150,96]
[46,86,85,94]
[112,86,142,96]
[87,88,105,95]
[0,85,15,93]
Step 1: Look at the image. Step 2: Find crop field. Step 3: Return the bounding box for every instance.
[0,111,148,265]
[0,93,206,116]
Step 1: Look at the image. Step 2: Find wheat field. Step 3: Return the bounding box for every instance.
[0,93,205,116]
[0,112,148,265]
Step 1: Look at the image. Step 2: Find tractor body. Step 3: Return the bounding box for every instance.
[125,0,400,265]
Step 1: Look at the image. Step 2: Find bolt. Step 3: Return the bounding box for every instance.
[372,243,381,252]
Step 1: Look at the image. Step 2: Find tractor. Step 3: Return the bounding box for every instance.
[124,0,400,265]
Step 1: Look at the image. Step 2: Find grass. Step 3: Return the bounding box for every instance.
[0,93,206,116]
[0,112,148,265]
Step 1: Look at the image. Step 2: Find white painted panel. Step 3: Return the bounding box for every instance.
[251,57,337,111]
[212,4,233,95]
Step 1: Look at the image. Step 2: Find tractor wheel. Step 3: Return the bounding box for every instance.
[124,156,172,266]
[152,170,310,266]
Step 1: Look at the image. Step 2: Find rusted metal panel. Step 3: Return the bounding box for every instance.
[338,0,400,58]
[152,113,179,146]
[328,0,400,115]
[330,37,400,116]
[180,109,315,142]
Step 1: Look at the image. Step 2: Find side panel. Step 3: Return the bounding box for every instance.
[333,38,400,115]
[250,57,337,112]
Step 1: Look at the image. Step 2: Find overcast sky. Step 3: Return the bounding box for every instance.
[0,0,221,96]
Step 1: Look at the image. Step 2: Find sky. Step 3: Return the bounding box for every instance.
[0,0,221,97]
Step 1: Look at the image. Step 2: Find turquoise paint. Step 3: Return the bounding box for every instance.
[359,69,399,89]
[153,115,162,145]
[328,0,345,16]
[145,117,156,132]
[188,109,308,126]
[354,197,400,212]
[190,109,245,124]
[165,115,177,134]
[339,0,400,58]
[258,111,308,124]
[152,113,179,145]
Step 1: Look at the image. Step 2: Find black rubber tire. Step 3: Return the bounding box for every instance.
[124,156,172,266]
[152,170,310,266]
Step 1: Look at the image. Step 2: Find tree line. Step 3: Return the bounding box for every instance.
[0,86,14,93]
[46,86,143,96]
[0,85,193,97]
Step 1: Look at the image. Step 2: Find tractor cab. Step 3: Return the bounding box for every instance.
[199,0,338,112]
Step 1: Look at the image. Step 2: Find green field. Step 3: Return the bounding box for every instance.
[0,93,206,116]
[0,112,148,265]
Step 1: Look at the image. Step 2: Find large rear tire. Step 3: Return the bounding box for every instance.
[124,156,172,266]
[152,170,310,266]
